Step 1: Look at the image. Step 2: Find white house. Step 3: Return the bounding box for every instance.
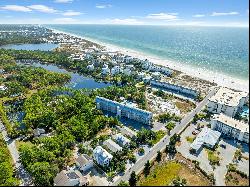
[75,154,93,172]
[111,66,122,75]
[123,68,132,76]
[190,127,221,153]
[124,55,133,63]
[102,64,110,75]
[93,146,113,167]
[114,133,130,147]
[103,139,122,153]
[142,59,153,69]
[87,64,94,71]
[211,113,249,143]
[207,87,249,117]
[117,126,137,138]
[54,170,89,186]
[0,85,7,91]
[137,72,146,79]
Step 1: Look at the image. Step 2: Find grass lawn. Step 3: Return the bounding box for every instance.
[186,136,195,143]
[138,160,211,186]
[206,149,220,166]
[225,171,249,186]
[150,130,166,145]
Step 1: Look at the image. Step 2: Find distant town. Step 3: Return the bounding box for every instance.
[0,24,249,187]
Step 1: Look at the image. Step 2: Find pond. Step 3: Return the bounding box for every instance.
[240,106,249,119]
[17,61,111,90]
[1,43,59,51]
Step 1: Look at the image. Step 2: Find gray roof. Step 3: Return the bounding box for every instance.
[103,139,122,153]
[190,127,221,150]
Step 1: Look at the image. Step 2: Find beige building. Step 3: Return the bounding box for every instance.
[211,113,249,143]
[207,87,249,117]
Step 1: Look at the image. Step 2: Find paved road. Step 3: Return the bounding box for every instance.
[112,87,218,186]
[0,122,33,186]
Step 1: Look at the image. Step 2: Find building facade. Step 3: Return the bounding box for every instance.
[150,80,198,98]
[211,113,249,143]
[207,87,249,117]
[96,96,153,125]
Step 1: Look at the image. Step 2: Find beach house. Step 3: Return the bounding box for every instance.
[103,139,123,153]
[75,154,93,172]
[93,146,113,167]
[190,127,221,153]
[207,87,249,117]
[211,113,249,143]
[54,170,89,186]
[114,133,131,147]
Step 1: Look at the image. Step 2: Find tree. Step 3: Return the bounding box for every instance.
[118,181,129,186]
[156,151,162,162]
[129,171,137,186]
[172,176,187,186]
[234,149,242,161]
[27,162,59,186]
[143,160,151,176]
[166,121,176,132]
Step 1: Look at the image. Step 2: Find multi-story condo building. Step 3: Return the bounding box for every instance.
[93,146,113,167]
[96,96,153,125]
[211,113,249,143]
[101,64,110,75]
[207,87,249,117]
[111,66,122,75]
[150,80,198,98]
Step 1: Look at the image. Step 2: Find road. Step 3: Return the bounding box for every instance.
[0,121,33,186]
[112,87,218,186]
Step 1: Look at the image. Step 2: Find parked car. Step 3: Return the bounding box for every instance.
[192,130,198,135]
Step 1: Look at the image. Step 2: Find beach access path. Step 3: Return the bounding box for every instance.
[112,86,218,186]
[0,121,33,186]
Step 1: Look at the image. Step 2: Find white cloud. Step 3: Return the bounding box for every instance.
[96,4,112,9]
[0,5,32,12]
[211,11,239,16]
[103,18,144,25]
[28,5,57,13]
[54,0,73,3]
[54,17,78,23]
[193,14,205,18]
[146,13,180,21]
[62,10,83,16]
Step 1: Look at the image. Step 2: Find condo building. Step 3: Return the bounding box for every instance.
[211,113,249,143]
[207,87,248,117]
[150,80,198,98]
[96,96,153,125]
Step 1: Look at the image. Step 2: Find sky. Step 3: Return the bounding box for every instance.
[0,0,249,26]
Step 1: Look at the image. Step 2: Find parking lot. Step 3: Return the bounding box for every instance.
[177,123,249,186]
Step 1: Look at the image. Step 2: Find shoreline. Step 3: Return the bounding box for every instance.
[49,27,249,92]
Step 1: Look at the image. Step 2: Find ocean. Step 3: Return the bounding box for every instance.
[46,24,249,82]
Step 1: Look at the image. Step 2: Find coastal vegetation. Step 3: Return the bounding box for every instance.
[0,134,20,186]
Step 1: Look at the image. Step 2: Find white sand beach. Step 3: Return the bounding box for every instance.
[51,28,249,93]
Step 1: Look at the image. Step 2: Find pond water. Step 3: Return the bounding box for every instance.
[241,106,249,118]
[1,43,59,51]
[17,61,111,90]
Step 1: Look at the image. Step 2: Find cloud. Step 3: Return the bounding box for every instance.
[96,4,112,9]
[54,17,78,23]
[193,14,205,18]
[28,5,57,13]
[54,0,73,3]
[0,5,32,12]
[146,13,180,21]
[103,18,144,25]
[211,11,239,16]
[62,10,83,16]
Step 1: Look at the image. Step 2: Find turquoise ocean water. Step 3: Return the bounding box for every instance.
[46,25,249,81]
